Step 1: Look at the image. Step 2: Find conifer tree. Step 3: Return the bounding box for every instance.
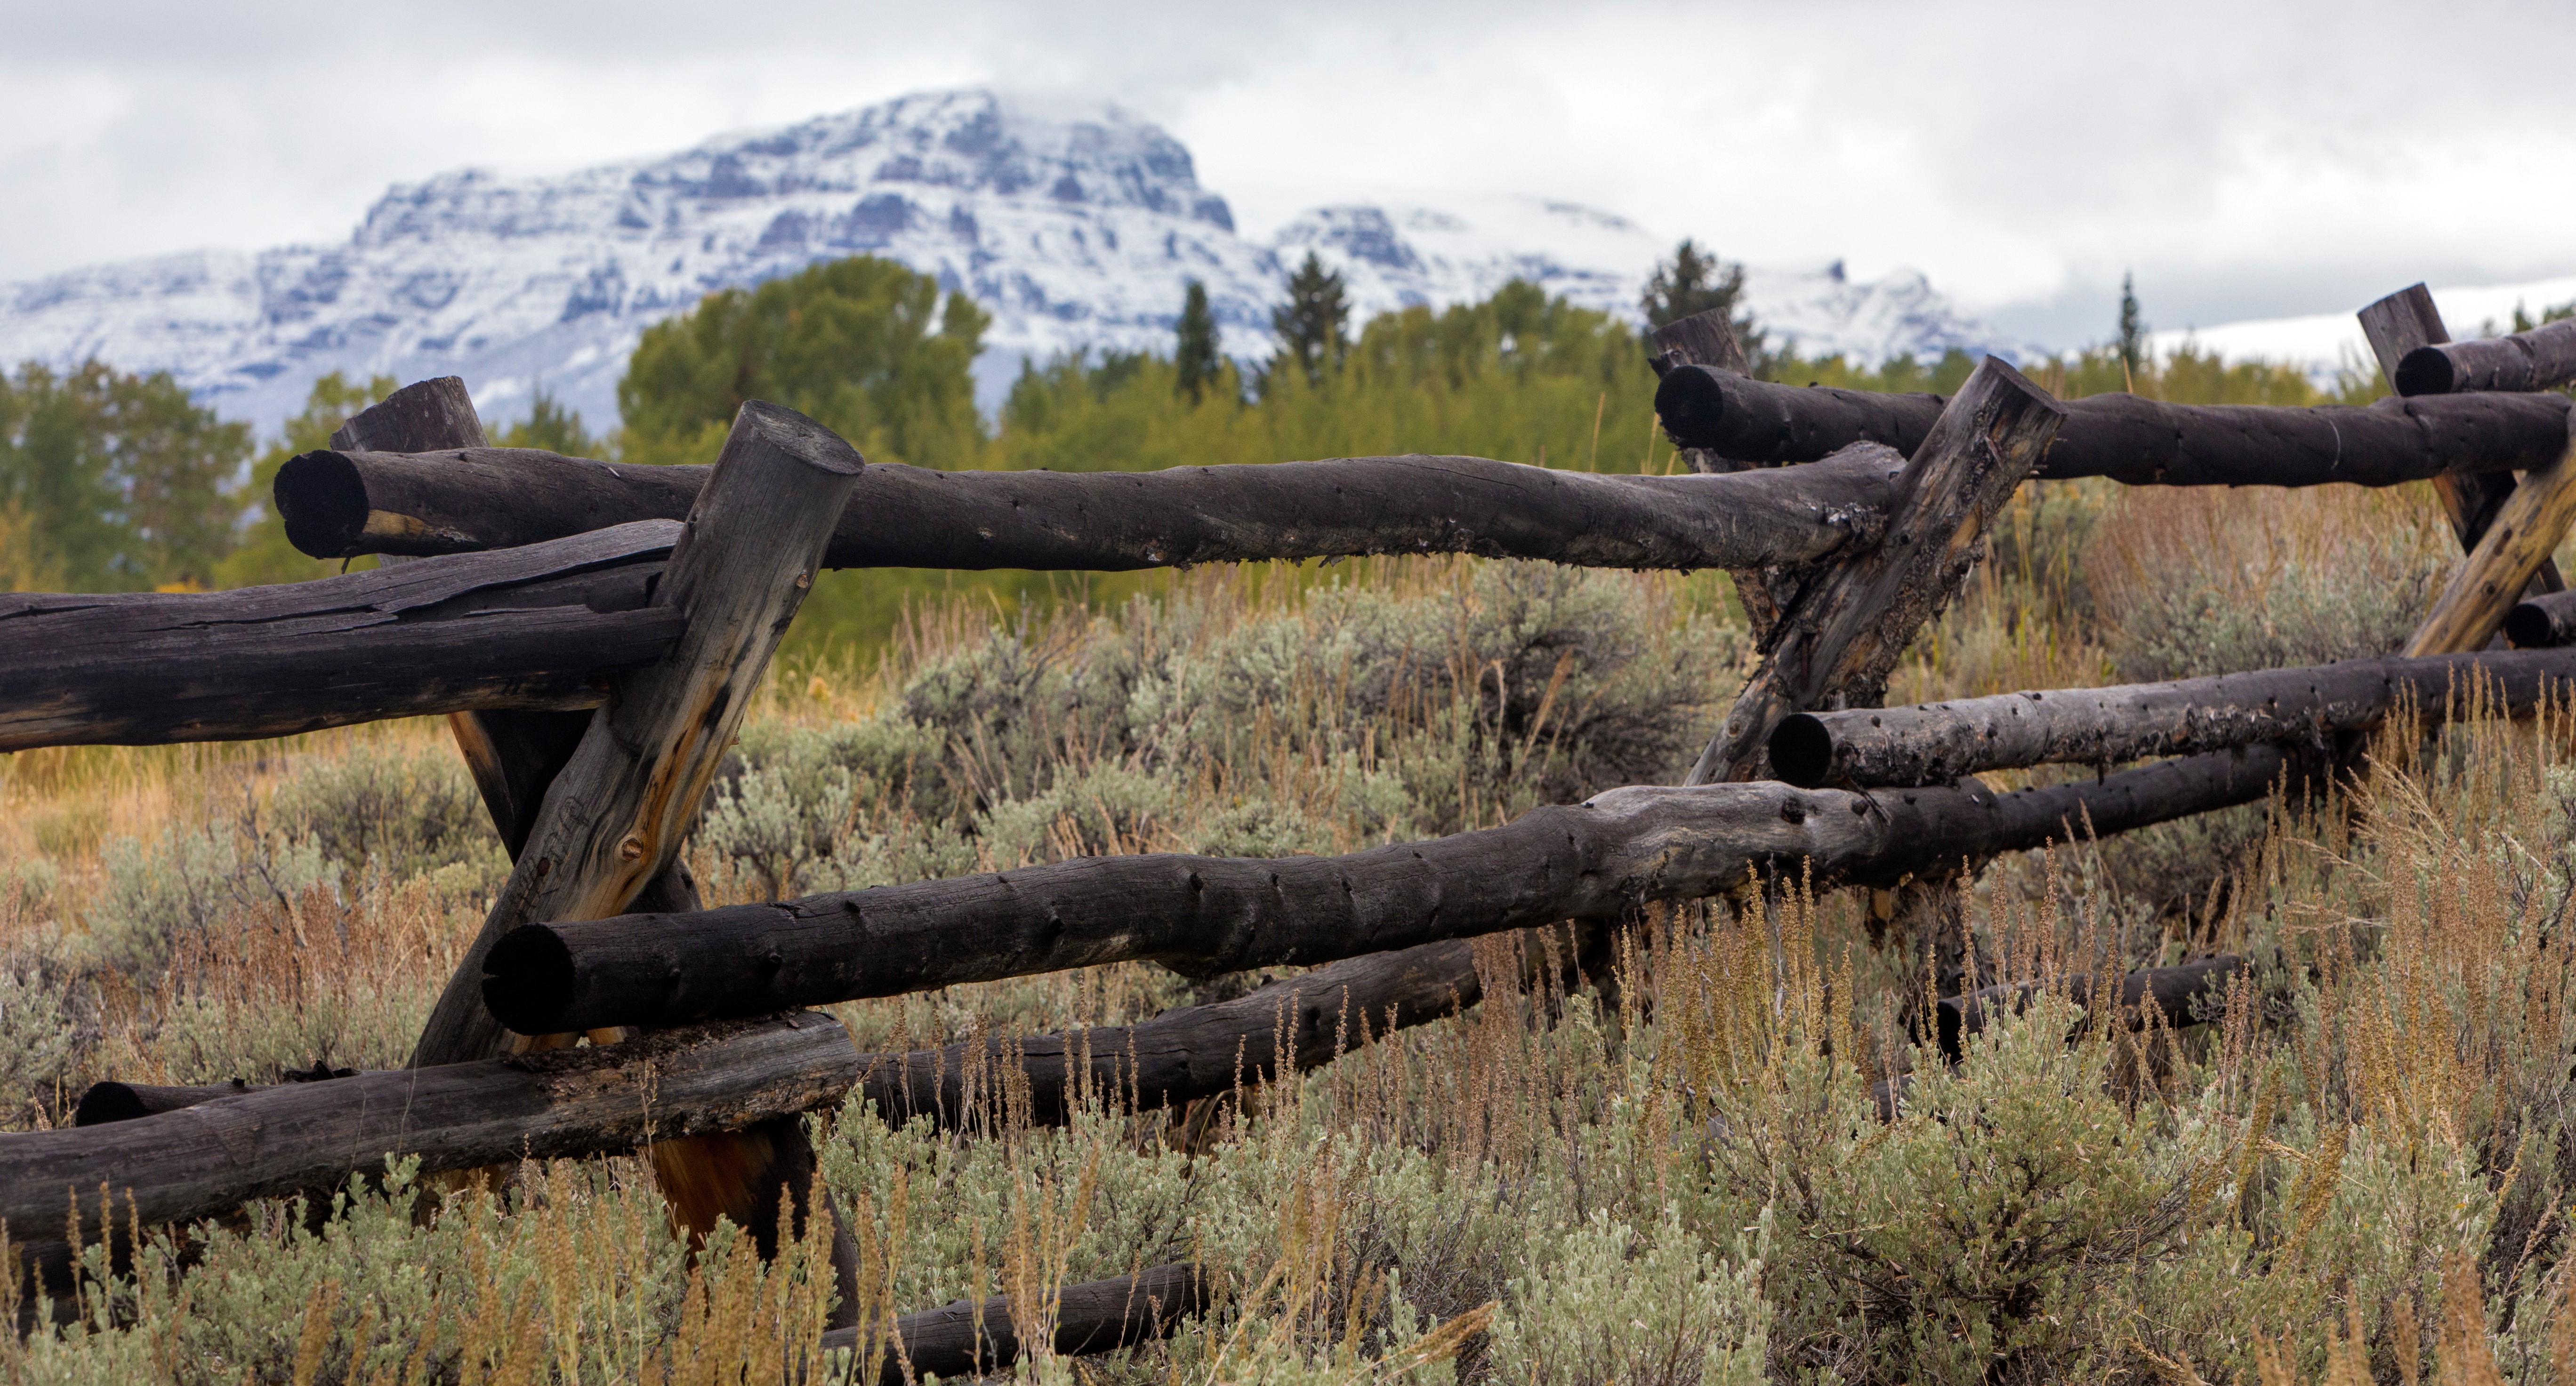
[1270,252,1350,387]
[2117,273,2147,382]
[1640,239,1764,368]
[1174,280,1221,403]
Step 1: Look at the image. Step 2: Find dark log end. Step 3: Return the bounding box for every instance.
[483,925,577,1035]
[2503,601,2561,649]
[1652,366,1731,449]
[1767,713,1836,788]
[274,450,371,559]
[2394,345,2457,397]
[72,1082,151,1126]
[736,401,867,477]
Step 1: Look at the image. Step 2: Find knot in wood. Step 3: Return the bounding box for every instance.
[617,833,647,862]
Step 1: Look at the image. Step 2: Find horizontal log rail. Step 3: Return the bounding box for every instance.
[2397,317,2576,396]
[0,1013,861,1240]
[2507,589,2576,649]
[275,446,1905,573]
[828,1263,1214,1381]
[1651,365,2574,483]
[480,746,2290,1036]
[1932,955,2244,1062]
[0,521,681,753]
[1765,648,2576,789]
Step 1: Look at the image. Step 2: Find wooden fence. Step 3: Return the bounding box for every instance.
[7,281,2576,1364]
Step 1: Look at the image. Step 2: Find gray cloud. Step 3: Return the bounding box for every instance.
[6,0,2573,347]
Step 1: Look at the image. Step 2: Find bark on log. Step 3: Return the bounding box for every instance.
[274,446,1908,574]
[1933,955,2243,1062]
[824,1263,1214,1381]
[480,745,2290,1035]
[1686,358,2066,785]
[0,522,681,753]
[2505,590,2576,649]
[2398,317,2576,397]
[2404,415,2576,657]
[411,402,864,1069]
[1648,307,1750,379]
[1766,648,2576,789]
[2359,285,2564,593]
[0,1014,862,1241]
[1649,363,2574,485]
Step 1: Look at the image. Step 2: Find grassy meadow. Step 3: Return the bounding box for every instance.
[10,263,2576,1380]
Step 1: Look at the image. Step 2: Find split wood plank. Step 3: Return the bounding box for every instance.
[1685,357,2067,785]
[2403,414,2576,657]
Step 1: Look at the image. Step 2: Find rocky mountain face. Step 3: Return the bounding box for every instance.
[0,88,2025,433]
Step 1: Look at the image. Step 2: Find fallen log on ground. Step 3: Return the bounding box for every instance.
[1650,365,2573,483]
[1765,648,2576,789]
[2397,317,2576,397]
[0,521,680,753]
[2506,590,2576,648]
[273,446,1907,573]
[481,745,2292,1035]
[825,1263,1214,1381]
[1933,955,2244,1062]
[0,1013,862,1241]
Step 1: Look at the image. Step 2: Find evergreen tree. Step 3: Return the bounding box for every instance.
[1639,239,1763,368]
[1270,253,1350,388]
[0,360,252,591]
[2117,273,2147,383]
[496,386,596,456]
[1174,280,1222,403]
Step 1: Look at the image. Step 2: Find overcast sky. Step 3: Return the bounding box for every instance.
[6,0,2573,346]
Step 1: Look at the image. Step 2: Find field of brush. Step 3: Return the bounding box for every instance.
[11,447,2576,1385]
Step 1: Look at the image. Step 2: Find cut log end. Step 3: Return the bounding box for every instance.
[739,400,867,477]
[2504,601,2565,649]
[1767,713,1836,788]
[2394,344,2459,397]
[72,1083,153,1126]
[273,450,371,558]
[1651,366,1730,447]
[482,925,576,1035]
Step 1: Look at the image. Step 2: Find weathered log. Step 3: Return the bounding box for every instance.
[825,1263,1214,1381]
[866,929,1570,1130]
[2505,590,2576,649]
[274,445,1908,574]
[2359,285,2563,593]
[1766,648,2576,789]
[1648,306,1750,378]
[411,402,864,1069]
[480,745,2290,1035]
[0,1014,862,1242]
[2404,414,2576,657]
[1933,955,2243,1062]
[1649,364,2574,485]
[0,522,681,753]
[2394,315,2576,397]
[1687,357,2065,784]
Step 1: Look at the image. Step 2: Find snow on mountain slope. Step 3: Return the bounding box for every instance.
[2143,275,2576,386]
[0,88,2019,435]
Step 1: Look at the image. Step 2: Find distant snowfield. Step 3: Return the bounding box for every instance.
[2146,275,2576,384]
[0,88,2028,436]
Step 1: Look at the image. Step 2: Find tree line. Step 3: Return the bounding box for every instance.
[4,242,2416,605]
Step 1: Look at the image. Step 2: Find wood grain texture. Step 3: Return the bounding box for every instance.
[480,745,2289,1035]
[274,446,1909,575]
[2405,417,2576,657]
[2357,285,2564,594]
[1648,306,1750,378]
[0,523,680,752]
[824,1263,1213,1381]
[410,401,862,1069]
[1650,362,2574,485]
[0,1013,862,1240]
[1686,357,2066,785]
[1766,648,2576,789]
[2398,317,2576,396]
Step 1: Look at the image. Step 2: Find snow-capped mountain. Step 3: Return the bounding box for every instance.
[0,88,2022,434]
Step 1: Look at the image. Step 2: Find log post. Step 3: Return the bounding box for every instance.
[1685,357,2067,785]
[1647,306,1803,640]
[395,396,866,1320]
[2359,284,2566,595]
[2403,414,2576,657]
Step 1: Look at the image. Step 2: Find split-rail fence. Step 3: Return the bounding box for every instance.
[8,281,2576,1371]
